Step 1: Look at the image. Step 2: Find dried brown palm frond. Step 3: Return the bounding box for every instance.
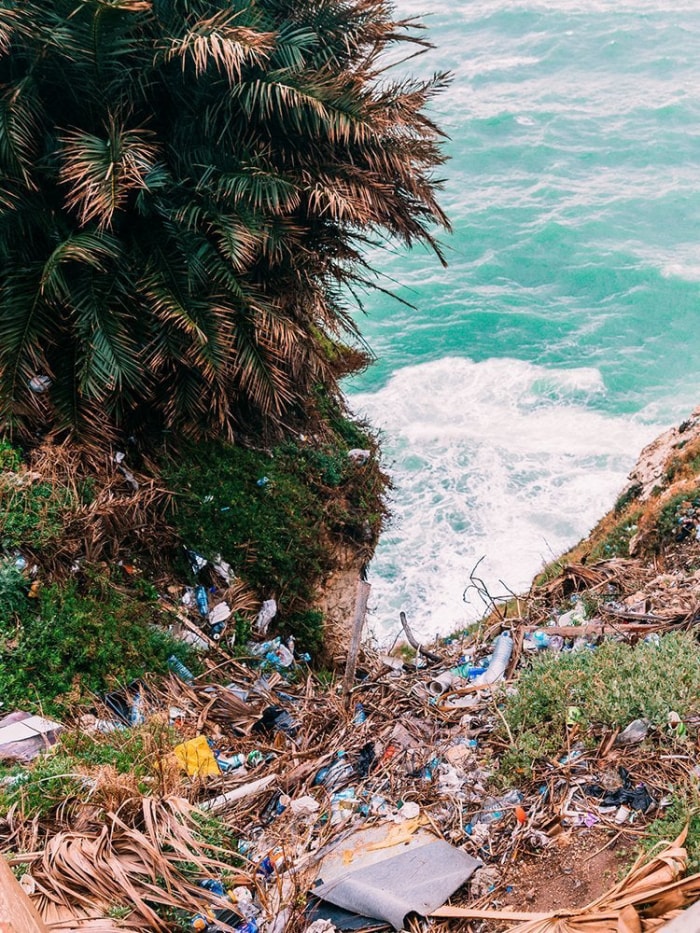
[24,796,251,931]
[1,440,177,566]
[219,578,259,619]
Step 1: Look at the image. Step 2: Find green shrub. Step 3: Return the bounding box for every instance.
[656,489,700,545]
[498,633,700,780]
[161,432,386,650]
[589,509,641,560]
[0,479,78,551]
[0,575,195,714]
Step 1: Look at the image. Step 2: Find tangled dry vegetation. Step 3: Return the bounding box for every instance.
[5,418,700,930]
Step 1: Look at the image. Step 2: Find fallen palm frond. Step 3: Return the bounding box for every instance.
[432,829,700,931]
[18,796,251,931]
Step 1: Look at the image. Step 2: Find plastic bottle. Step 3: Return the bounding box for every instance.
[195,585,209,618]
[128,689,145,726]
[474,789,523,825]
[257,848,285,877]
[260,790,287,825]
[209,621,226,641]
[354,702,367,724]
[473,632,513,686]
[235,922,258,933]
[168,655,195,684]
[199,879,226,897]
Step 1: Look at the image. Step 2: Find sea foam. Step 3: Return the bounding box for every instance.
[349,357,662,645]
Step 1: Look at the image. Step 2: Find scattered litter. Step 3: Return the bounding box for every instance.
[584,766,654,813]
[614,718,649,746]
[255,599,277,635]
[347,449,370,464]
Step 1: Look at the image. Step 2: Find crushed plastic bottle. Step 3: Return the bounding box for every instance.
[260,791,288,825]
[246,637,294,669]
[313,751,356,791]
[473,789,523,825]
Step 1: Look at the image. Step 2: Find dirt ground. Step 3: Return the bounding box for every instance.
[476,827,636,930]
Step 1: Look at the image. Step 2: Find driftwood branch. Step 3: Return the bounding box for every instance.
[399,611,443,663]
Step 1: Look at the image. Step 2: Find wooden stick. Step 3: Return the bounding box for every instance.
[342,580,371,702]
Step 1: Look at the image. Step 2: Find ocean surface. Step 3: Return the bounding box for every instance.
[346,0,700,645]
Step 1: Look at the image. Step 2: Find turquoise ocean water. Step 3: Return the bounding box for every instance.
[347,0,700,643]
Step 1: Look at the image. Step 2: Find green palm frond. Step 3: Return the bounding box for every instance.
[0,77,43,189]
[0,3,17,57]
[0,0,449,444]
[39,231,122,300]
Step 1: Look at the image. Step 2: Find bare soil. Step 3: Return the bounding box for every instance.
[475,828,636,931]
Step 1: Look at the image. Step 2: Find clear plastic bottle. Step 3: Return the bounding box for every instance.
[473,632,513,685]
[474,789,523,824]
[168,655,195,684]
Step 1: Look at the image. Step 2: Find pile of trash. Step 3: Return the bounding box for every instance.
[3,545,700,933]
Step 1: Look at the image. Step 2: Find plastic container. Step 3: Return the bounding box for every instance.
[473,632,513,686]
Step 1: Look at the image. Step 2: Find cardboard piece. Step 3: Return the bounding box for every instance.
[0,712,62,763]
[313,823,481,930]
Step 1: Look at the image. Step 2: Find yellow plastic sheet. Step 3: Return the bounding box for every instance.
[173,735,220,777]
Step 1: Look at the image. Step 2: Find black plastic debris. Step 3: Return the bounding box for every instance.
[584,766,654,812]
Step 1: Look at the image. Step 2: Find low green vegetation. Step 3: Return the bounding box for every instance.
[0,569,195,715]
[644,791,700,874]
[162,416,387,652]
[655,488,700,546]
[589,508,642,560]
[498,632,700,780]
[0,717,183,819]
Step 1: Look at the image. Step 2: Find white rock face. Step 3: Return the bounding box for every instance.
[626,406,700,501]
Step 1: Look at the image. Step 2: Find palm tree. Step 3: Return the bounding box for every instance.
[0,0,449,445]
